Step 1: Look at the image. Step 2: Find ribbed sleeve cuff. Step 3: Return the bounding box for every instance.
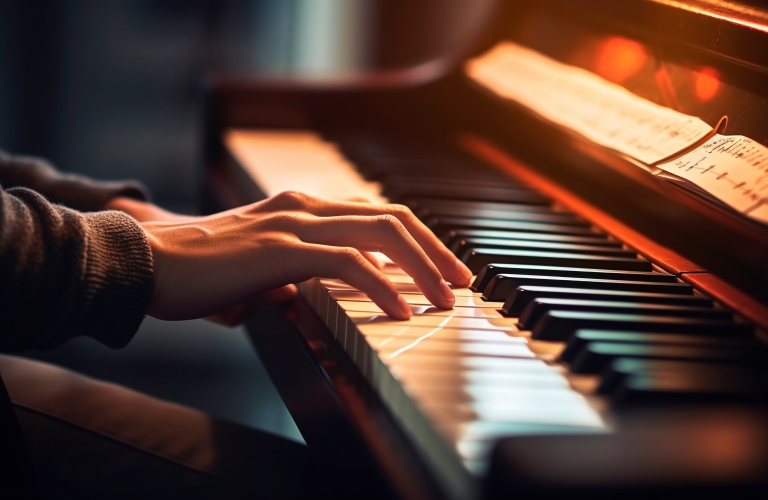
[80,211,154,348]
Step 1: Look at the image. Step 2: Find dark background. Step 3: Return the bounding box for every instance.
[0,0,491,212]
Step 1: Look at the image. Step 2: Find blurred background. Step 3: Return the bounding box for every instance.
[0,0,493,443]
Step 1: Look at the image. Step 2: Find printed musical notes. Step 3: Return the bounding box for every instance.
[465,42,713,165]
[657,135,768,224]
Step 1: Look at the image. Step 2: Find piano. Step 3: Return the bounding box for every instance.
[202,1,768,498]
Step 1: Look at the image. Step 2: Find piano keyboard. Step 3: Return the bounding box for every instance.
[226,129,768,500]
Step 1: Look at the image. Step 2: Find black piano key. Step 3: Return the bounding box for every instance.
[470,264,673,292]
[456,238,636,261]
[383,177,527,193]
[610,372,768,410]
[483,274,692,302]
[424,209,584,226]
[406,198,557,216]
[561,330,753,363]
[599,358,768,396]
[531,311,753,341]
[448,230,620,253]
[502,286,714,316]
[570,342,766,374]
[431,217,597,237]
[519,299,727,330]
[465,249,652,274]
[389,185,550,204]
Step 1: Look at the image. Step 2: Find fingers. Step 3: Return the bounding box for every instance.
[297,215,456,309]
[361,251,384,269]
[288,243,412,320]
[264,193,471,286]
[261,284,299,304]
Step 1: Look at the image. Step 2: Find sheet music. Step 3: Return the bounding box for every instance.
[656,134,768,224]
[466,42,713,165]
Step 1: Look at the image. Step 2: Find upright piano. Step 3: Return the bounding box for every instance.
[202,1,768,498]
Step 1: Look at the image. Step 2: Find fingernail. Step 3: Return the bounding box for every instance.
[455,258,472,281]
[397,295,412,318]
[440,279,455,304]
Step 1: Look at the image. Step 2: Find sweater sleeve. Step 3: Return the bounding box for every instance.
[0,150,149,212]
[0,184,154,351]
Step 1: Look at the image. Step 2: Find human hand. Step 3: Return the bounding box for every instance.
[106,196,196,223]
[140,191,472,321]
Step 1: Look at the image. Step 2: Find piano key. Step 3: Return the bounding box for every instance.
[465,249,653,274]
[430,217,597,237]
[362,326,521,344]
[471,264,676,293]
[598,358,768,396]
[419,396,605,428]
[347,311,515,333]
[610,372,768,410]
[502,286,714,316]
[424,210,586,227]
[531,311,753,341]
[569,342,766,374]
[403,381,587,406]
[329,290,498,308]
[337,300,502,319]
[325,279,483,297]
[406,198,557,216]
[455,238,636,261]
[483,274,692,302]
[381,171,516,184]
[445,229,618,250]
[521,300,729,330]
[561,330,756,363]
[383,177,529,194]
[388,185,550,204]
[390,365,570,389]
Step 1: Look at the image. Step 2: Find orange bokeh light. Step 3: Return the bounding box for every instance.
[595,36,647,83]
[694,67,720,101]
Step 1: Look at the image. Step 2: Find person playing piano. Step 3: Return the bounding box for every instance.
[0,149,472,498]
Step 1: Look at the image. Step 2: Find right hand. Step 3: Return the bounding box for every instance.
[141,191,472,321]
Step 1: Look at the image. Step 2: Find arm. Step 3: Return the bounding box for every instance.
[0,184,153,351]
[1,150,471,348]
[0,150,148,212]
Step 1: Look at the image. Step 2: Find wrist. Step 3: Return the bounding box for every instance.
[107,197,193,223]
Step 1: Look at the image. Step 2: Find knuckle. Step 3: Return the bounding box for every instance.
[336,247,365,267]
[377,214,406,235]
[387,203,414,220]
[274,190,308,209]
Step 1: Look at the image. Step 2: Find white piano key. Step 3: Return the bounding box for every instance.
[338,300,503,319]
[374,337,536,359]
[392,367,570,390]
[331,290,496,308]
[346,311,517,333]
[421,397,605,427]
[361,325,522,343]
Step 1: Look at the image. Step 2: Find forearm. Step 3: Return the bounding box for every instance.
[0,150,148,212]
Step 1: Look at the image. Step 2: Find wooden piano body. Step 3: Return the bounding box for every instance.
[202,1,768,498]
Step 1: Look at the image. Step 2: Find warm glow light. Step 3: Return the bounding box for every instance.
[595,36,647,83]
[694,67,721,101]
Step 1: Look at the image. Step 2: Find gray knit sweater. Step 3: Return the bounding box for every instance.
[0,151,154,351]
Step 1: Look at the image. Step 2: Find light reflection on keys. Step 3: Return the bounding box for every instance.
[299,263,608,481]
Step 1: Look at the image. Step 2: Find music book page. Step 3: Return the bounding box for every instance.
[656,134,768,224]
[466,42,713,165]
